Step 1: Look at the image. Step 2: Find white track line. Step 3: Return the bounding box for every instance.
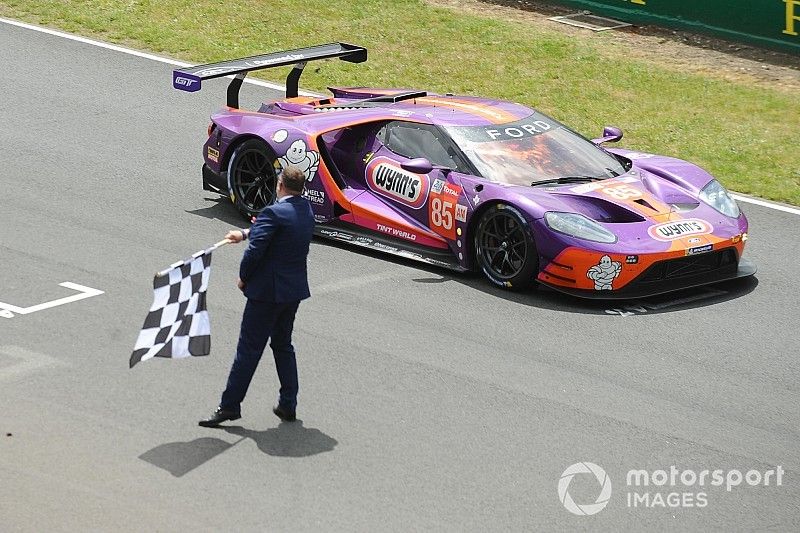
[0,16,318,96]
[1,17,797,216]
[731,193,800,216]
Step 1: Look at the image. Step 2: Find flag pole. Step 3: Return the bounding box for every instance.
[154,238,234,278]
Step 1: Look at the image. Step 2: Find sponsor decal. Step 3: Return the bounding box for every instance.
[392,110,413,117]
[485,120,552,140]
[624,152,656,160]
[319,229,354,241]
[207,147,219,163]
[429,181,463,240]
[365,157,429,209]
[688,237,702,244]
[587,255,622,290]
[626,255,639,264]
[686,244,713,256]
[278,139,320,182]
[377,223,417,242]
[473,194,481,205]
[314,214,328,223]
[246,54,305,68]
[455,204,468,223]
[189,66,232,78]
[372,242,400,253]
[431,179,445,194]
[272,129,288,143]
[731,234,744,244]
[648,219,713,241]
[302,188,325,205]
[192,54,306,78]
[571,176,639,194]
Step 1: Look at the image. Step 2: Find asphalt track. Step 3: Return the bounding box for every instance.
[1,21,799,531]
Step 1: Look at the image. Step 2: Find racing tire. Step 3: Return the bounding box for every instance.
[227,139,278,219]
[474,203,539,290]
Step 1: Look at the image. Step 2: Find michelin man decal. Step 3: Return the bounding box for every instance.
[587,255,622,290]
[278,139,320,182]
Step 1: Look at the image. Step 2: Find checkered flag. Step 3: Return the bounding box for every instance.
[130,242,225,368]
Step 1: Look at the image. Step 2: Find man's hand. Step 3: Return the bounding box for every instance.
[225,229,247,243]
[237,278,245,291]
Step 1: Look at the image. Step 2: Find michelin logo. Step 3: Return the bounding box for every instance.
[587,255,622,290]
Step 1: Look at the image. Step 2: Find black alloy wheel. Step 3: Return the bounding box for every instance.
[227,139,278,219]
[474,203,538,290]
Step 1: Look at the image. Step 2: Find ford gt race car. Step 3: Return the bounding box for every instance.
[173,43,756,299]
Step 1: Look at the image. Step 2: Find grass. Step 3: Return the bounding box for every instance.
[1,0,798,205]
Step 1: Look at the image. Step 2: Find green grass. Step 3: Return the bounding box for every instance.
[2,0,799,205]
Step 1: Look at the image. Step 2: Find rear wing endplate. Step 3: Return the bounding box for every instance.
[172,42,367,108]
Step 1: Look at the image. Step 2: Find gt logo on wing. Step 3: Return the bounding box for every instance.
[366,157,429,209]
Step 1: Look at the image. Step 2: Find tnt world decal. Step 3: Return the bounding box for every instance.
[648,219,713,241]
[365,157,429,209]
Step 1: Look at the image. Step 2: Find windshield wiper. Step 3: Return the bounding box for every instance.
[531,176,607,186]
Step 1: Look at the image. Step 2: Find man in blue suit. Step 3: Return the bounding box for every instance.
[200,166,315,427]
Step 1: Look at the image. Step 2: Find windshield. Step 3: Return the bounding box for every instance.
[445,113,628,185]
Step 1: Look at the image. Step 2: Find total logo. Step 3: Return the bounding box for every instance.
[366,157,429,209]
[648,219,713,242]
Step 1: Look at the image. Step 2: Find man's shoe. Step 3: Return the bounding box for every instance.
[272,405,296,422]
[198,407,241,427]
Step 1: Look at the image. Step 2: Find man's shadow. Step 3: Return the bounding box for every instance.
[139,421,337,477]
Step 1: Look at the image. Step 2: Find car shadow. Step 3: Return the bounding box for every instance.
[185,196,249,226]
[138,421,337,477]
[314,237,759,316]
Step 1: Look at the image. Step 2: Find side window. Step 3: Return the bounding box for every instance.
[377,122,464,171]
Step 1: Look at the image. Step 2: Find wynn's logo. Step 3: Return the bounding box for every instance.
[648,219,713,241]
[366,157,429,209]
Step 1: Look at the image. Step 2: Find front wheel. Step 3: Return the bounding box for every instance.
[474,203,538,290]
[227,139,278,219]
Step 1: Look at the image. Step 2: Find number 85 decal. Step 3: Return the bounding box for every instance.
[430,197,457,239]
[602,184,642,200]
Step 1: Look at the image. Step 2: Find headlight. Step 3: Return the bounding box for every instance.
[544,212,617,243]
[699,180,740,218]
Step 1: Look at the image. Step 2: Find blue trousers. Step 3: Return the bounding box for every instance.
[220,299,301,413]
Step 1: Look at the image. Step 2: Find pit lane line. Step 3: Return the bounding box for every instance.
[1,16,798,217]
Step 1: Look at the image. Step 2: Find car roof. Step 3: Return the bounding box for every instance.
[267,87,536,129]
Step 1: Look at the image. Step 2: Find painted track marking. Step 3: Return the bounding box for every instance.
[0,282,104,318]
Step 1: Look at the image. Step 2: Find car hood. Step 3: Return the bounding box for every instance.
[500,168,708,224]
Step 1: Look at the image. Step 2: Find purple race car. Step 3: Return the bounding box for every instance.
[173,43,755,298]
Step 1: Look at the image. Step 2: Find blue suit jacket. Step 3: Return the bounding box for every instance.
[239,195,315,303]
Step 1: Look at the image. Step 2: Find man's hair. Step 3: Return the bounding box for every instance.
[280,166,306,194]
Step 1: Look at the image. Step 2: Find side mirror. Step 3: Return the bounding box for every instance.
[401,157,433,174]
[592,126,623,145]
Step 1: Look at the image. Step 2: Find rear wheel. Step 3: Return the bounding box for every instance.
[474,203,538,290]
[227,139,277,219]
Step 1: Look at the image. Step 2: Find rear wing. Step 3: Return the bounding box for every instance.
[172,42,367,108]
